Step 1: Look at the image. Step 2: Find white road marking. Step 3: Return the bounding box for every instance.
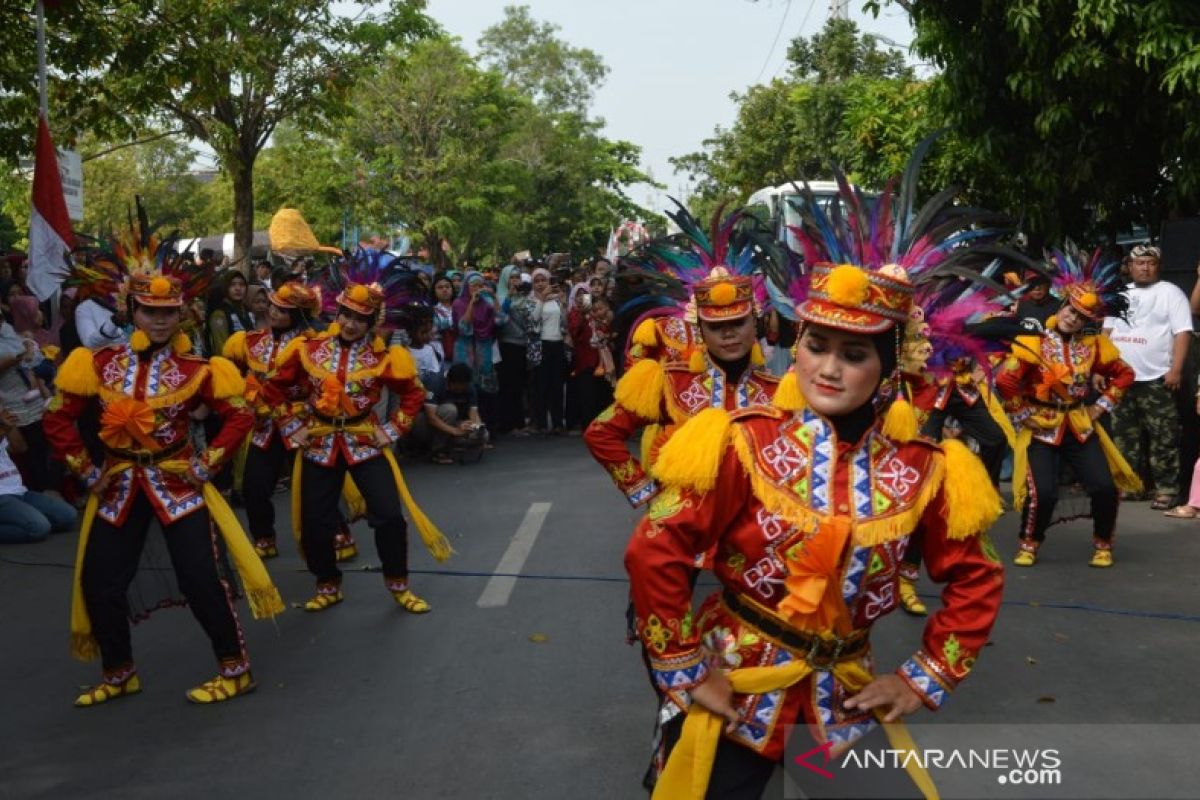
[476,502,552,608]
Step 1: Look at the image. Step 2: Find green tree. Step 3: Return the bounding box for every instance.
[477,4,609,116]
[95,0,432,264]
[870,0,1200,242]
[253,124,359,246]
[671,18,926,215]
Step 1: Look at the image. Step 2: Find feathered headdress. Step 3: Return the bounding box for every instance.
[58,197,210,310]
[318,248,426,329]
[1048,242,1128,322]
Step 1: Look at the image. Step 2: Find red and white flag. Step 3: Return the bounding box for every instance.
[27,113,75,301]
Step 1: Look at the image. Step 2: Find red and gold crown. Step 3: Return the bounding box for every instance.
[1063,282,1104,320]
[336,282,384,316]
[796,263,914,334]
[270,281,320,312]
[691,267,754,322]
[128,274,184,308]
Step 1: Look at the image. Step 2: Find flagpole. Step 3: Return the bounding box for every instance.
[36,0,48,117]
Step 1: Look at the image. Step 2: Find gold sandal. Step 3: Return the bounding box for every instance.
[74,674,141,707]
[303,588,344,612]
[185,672,256,704]
[898,576,927,616]
[253,539,278,559]
[391,589,431,614]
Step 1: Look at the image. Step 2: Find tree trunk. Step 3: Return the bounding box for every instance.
[230,153,255,270]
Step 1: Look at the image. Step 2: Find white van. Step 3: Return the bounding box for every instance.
[746,180,878,254]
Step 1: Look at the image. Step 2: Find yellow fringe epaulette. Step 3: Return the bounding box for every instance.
[771,371,806,412]
[614,358,665,419]
[653,407,733,494]
[688,349,706,373]
[1094,332,1121,365]
[57,347,100,396]
[632,318,659,348]
[387,345,416,380]
[882,396,919,443]
[942,438,1003,539]
[222,330,248,363]
[1010,335,1043,364]
[208,356,246,399]
[276,335,307,368]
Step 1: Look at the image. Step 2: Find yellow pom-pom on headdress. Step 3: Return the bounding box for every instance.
[709,282,737,306]
[826,264,871,308]
[149,277,172,298]
[349,285,370,304]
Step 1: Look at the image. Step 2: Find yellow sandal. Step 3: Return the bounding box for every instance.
[185,672,256,704]
[74,674,141,707]
[253,539,278,559]
[391,589,431,614]
[303,588,344,612]
[898,576,927,616]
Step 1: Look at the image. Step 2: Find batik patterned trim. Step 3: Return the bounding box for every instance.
[649,650,709,694]
[897,650,954,710]
[627,479,660,507]
[732,644,792,751]
[381,421,401,443]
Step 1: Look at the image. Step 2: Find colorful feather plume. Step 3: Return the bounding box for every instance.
[318,248,425,328]
[1047,241,1129,321]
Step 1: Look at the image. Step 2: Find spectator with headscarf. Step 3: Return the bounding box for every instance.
[205,270,253,358]
[495,264,533,435]
[452,271,499,400]
[530,266,568,434]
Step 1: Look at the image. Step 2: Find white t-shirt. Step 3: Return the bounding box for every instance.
[538,299,563,342]
[0,438,26,496]
[1105,281,1193,381]
[409,342,443,376]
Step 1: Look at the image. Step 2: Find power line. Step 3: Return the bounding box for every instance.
[754,0,795,85]
[773,0,821,78]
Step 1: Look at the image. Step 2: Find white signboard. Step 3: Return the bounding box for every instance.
[57,148,83,221]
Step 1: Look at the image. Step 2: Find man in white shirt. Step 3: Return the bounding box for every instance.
[74,298,128,349]
[1104,245,1193,508]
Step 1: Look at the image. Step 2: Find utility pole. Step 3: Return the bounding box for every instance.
[829,0,849,21]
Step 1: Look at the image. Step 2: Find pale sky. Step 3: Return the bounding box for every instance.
[423,0,917,212]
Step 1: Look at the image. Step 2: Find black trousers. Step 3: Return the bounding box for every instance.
[299,454,408,584]
[496,341,528,433]
[920,392,1006,485]
[243,435,292,542]
[1020,435,1117,543]
[532,340,566,430]
[81,491,244,671]
[20,420,60,492]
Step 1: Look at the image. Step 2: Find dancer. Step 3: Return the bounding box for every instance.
[46,229,283,707]
[264,249,452,612]
[995,245,1141,567]
[625,146,1006,797]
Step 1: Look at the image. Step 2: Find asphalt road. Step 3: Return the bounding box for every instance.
[2,437,1199,799]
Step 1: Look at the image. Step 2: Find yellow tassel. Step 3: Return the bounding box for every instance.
[277,335,306,366]
[750,342,765,367]
[57,347,100,397]
[614,358,666,419]
[942,438,1003,539]
[688,349,707,373]
[632,318,659,348]
[208,356,246,399]
[130,329,150,351]
[172,331,192,355]
[222,330,248,362]
[325,322,341,336]
[653,407,732,494]
[373,335,387,353]
[771,371,807,412]
[882,396,918,443]
[387,345,416,380]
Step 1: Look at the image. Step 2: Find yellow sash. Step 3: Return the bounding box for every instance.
[653,658,938,800]
[290,423,453,562]
[70,460,285,662]
[1011,412,1142,512]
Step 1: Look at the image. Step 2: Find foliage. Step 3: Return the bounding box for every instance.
[477,4,610,116]
[869,0,1200,242]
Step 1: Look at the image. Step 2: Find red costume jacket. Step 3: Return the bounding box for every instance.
[583,355,779,507]
[263,331,425,467]
[223,328,306,451]
[995,330,1133,445]
[45,344,252,526]
[626,406,1004,759]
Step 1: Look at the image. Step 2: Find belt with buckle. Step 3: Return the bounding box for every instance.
[313,411,370,430]
[104,440,187,467]
[721,590,869,669]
